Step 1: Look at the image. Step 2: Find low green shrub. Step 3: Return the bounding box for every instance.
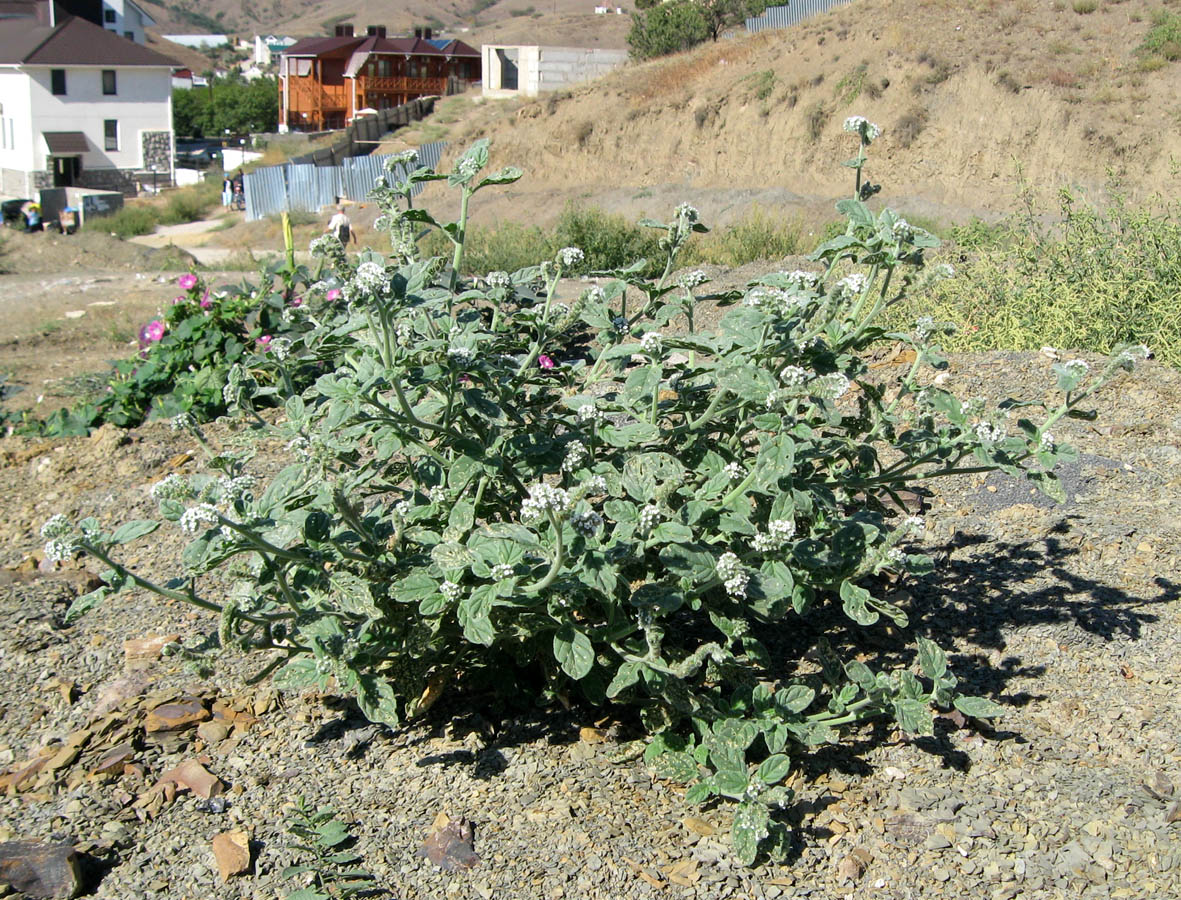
[686,209,803,266]
[888,191,1181,367]
[158,183,218,225]
[93,205,158,239]
[49,137,1144,870]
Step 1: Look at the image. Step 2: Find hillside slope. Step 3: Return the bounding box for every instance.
[436,0,1181,228]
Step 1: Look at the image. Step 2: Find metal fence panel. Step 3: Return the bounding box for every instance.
[746,0,853,32]
[244,164,287,221]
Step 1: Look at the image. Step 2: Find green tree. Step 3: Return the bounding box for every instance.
[172,77,278,138]
[627,0,711,59]
[700,0,767,41]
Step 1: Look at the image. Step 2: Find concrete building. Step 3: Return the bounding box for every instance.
[481,44,628,98]
[99,0,154,44]
[0,12,176,195]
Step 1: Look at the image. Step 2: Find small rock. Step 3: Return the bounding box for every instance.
[0,841,83,898]
[579,727,608,744]
[682,817,716,837]
[211,830,250,881]
[1165,800,1181,824]
[145,697,209,733]
[122,634,179,670]
[157,759,223,799]
[196,721,230,745]
[418,817,479,872]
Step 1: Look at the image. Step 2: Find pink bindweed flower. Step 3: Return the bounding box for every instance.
[200,292,212,309]
[178,273,198,291]
[459,374,472,384]
[172,296,185,305]
[144,320,165,342]
[257,335,272,348]
[326,288,342,302]
[538,354,555,370]
[290,295,303,307]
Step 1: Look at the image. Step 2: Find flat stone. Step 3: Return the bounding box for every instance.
[0,841,83,898]
[157,759,223,799]
[144,697,209,733]
[122,634,179,669]
[211,830,250,881]
[196,721,230,745]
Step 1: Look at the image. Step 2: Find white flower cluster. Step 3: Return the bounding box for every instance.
[640,331,663,356]
[395,500,411,518]
[441,580,463,601]
[915,315,936,342]
[835,273,868,298]
[904,515,925,533]
[724,461,745,481]
[351,261,388,297]
[557,246,585,268]
[765,389,784,410]
[1063,359,1089,377]
[892,219,913,243]
[716,551,749,599]
[562,440,589,472]
[373,215,390,232]
[486,271,512,289]
[677,269,708,290]
[448,345,475,365]
[752,518,796,552]
[611,315,629,334]
[373,176,388,191]
[577,403,603,424]
[309,234,344,259]
[779,365,809,387]
[386,149,419,170]
[571,510,604,537]
[887,548,906,566]
[638,504,661,532]
[843,115,882,142]
[491,563,515,582]
[975,421,1005,443]
[219,475,255,502]
[170,412,195,432]
[456,155,481,180]
[179,503,220,535]
[151,474,194,502]
[778,270,819,289]
[675,203,699,224]
[429,486,447,505]
[521,482,572,524]
[270,337,292,361]
[743,286,789,309]
[1117,344,1151,365]
[812,372,851,400]
[583,474,608,495]
[41,515,79,563]
[1038,431,1055,453]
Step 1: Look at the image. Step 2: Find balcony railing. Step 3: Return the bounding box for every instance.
[288,83,349,111]
[358,75,447,94]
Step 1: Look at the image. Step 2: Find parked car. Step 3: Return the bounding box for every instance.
[1,198,31,228]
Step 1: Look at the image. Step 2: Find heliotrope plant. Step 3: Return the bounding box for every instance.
[45,133,1148,866]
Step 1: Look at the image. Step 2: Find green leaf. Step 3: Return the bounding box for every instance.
[393,572,439,606]
[458,586,495,646]
[109,519,160,545]
[684,780,714,805]
[354,673,400,727]
[553,625,594,680]
[274,657,328,692]
[917,637,948,680]
[953,696,1006,719]
[840,580,880,626]
[652,750,699,783]
[606,660,642,697]
[658,542,717,583]
[713,768,750,800]
[431,541,475,570]
[776,684,815,715]
[64,586,109,623]
[756,754,792,786]
[893,698,934,735]
[731,801,770,866]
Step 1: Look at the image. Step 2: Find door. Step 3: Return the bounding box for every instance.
[52,156,80,187]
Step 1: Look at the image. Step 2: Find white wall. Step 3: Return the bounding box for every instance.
[481,45,627,98]
[163,34,230,48]
[101,0,150,44]
[26,66,172,171]
[0,69,36,175]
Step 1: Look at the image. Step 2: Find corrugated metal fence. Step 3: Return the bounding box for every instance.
[244,141,447,222]
[745,0,855,33]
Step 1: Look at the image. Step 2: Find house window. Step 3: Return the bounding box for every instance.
[102,70,117,95]
[104,119,118,151]
[51,69,66,95]
[104,8,115,22]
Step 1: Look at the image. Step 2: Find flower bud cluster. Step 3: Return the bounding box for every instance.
[582,474,608,496]
[1063,359,1089,377]
[349,261,389,300]
[638,504,661,533]
[812,372,851,400]
[752,518,796,552]
[562,440,589,472]
[491,563,515,582]
[179,503,220,535]
[677,269,708,290]
[724,461,745,481]
[974,421,1005,444]
[835,273,867,298]
[456,155,481,181]
[640,332,663,356]
[309,234,347,269]
[486,271,512,289]
[716,551,749,599]
[448,345,475,365]
[557,246,584,268]
[1038,431,1055,452]
[571,510,604,537]
[843,115,882,143]
[41,514,81,563]
[577,403,604,424]
[219,475,256,503]
[441,580,463,601]
[521,482,572,524]
[151,474,195,502]
[779,365,809,387]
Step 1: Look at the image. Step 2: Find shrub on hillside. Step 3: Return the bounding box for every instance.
[48,135,1146,868]
[92,205,158,239]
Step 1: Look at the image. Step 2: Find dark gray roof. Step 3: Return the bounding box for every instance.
[43,131,88,152]
[0,14,177,66]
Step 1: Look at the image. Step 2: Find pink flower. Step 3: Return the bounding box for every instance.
[172,295,185,305]
[326,288,342,302]
[178,273,198,291]
[200,292,212,309]
[290,295,304,307]
[257,335,272,348]
[458,374,471,384]
[538,354,556,370]
[144,320,165,342]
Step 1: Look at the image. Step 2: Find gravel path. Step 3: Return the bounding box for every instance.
[0,350,1178,899]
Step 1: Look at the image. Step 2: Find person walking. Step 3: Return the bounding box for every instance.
[222,174,233,208]
[326,205,357,246]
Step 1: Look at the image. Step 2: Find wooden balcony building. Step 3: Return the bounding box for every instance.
[278,25,480,132]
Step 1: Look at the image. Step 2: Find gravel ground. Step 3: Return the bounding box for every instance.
[0,349,1179,900]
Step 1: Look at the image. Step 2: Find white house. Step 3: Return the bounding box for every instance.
[253,34,297,67]
[100,0,155,44]
[0,14,176,196]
